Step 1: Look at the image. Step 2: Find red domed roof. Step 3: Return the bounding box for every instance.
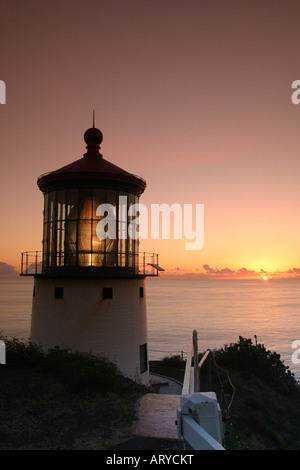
[37,127,146,195]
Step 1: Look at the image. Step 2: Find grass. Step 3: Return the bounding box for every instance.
[0,336,148,450]
[0,369,136,449]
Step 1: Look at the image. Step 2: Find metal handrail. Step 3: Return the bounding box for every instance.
[182,335,193,395]
[179,330,226,450]
[181,332,218,394]
[191,335,236,415]
[182,330,200,394]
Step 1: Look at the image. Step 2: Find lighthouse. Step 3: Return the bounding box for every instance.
[22,123,162,384]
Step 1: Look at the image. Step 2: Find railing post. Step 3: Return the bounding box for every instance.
[182,335,193,395]
[208,352,212,390]
[193,330,200,392]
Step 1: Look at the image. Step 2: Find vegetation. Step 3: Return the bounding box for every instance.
[199,336,300,450]
[214,336,299,396]
[150,354,186,383]
[0,335,148,449]
[1,334,300,449]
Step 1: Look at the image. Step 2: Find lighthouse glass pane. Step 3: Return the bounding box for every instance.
[118,192,128,266]
[56,220,61,255]
[92,189,105,219]
[92,188,106,266]
[45,192,57,266]
[58,220,65,266]
[49,196,55,221]
[43,225,49,267]
[49,222,56,266]
[91,221,104,266]
[42,193,49,265]
[56,190,66,220]
[56,220,65,266]
[44,193,49,224]
[118,237,126,266]
[79,189,93,220]
[106,189,117,207]
[53,191,66,267]
[78,220,92,266]
[65,220,77,265]
[67,189,78,219]
[128,193,138,267]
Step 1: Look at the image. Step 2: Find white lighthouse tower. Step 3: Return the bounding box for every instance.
[22,123,162,384]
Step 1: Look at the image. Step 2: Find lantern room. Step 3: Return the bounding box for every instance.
[22,125,161,278]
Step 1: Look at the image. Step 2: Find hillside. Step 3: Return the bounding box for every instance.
[0,335,299,450]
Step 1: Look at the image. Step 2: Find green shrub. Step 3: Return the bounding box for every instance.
[161,354,186,368]
[214,336,299,396]
[1,335,146,395]
[0,335,44,367]
[244,396,268,413]
[41,349,128,394]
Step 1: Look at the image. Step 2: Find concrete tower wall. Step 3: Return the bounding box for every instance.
[31,277,149,384]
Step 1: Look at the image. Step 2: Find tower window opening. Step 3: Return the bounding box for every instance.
[139,286,144,298]
[103,287,113,299]
[54,287,64,299]
[139,343,148,373]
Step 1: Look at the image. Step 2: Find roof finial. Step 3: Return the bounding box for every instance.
[84,114,103,155]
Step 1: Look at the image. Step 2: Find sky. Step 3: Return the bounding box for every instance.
[1,0,300,279]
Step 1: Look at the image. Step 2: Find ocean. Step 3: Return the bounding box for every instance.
[1,276,299,380]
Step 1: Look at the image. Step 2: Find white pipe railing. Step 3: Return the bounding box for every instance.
[178,330,225,450]
[182,335,193,395]
[178,414,225,451]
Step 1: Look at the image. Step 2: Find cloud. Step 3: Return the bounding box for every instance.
[162,264,256,279]
[160,264,300,280]
[202,263,214,273]
[203,264,235,275]
[288,268,300,274]
[0,262,18,277]
[236,268,258,277]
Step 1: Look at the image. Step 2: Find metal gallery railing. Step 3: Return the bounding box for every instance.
[20,251,164,277]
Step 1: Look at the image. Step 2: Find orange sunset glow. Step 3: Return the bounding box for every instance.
[1,1,300,281]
